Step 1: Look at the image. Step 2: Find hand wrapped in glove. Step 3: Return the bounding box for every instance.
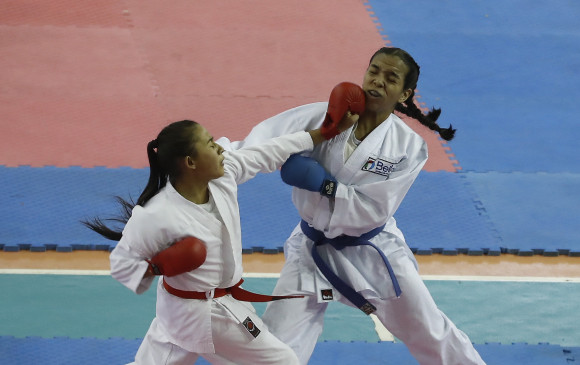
[281,154,337,198]
[320,81,366,140]
[146,237,207,277]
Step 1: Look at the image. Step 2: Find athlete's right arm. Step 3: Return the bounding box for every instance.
[109,207,172,294]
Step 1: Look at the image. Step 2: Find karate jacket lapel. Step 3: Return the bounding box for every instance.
[207,181,243,283]
[335,115,394,184]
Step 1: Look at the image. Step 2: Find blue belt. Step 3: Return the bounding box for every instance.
[300,220,401,315]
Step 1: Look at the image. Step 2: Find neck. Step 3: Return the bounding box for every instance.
[355,110,392,141]
[173,178,210,204]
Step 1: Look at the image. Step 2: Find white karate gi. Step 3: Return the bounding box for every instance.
[219,103,485,365]
[110,131,314,365]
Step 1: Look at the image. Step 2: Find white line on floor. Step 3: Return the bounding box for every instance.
[370,314,395,342]
[0,270,579,283]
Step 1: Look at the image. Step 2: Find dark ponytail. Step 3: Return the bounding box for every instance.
[82,120,200,241]
[372,47,456,141]
[395,90,456,141]
[136,138,167,207]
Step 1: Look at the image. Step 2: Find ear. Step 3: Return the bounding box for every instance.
[398,88,413,104]
[185,156,196,170]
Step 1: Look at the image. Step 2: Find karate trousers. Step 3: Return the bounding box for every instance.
[128,298,299,365]
[261,239,486,365]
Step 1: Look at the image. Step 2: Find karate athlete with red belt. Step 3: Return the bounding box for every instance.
[84,118,356,365]
[217,47,485,365]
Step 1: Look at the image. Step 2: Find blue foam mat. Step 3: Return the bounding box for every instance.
[0,336,577,365]
[0,166,147,252]
[396,172,502,255]
[0,167,500,254]
[366,0,580,174]
[0,166,299,253]
[462,172,580,255]
[1,166,577,255]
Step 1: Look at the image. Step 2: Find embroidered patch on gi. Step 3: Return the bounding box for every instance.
[242,317,261,338]
[362,157,396,178]
[321,289,334,301]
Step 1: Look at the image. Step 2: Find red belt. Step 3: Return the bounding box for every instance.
[163,278,304,302]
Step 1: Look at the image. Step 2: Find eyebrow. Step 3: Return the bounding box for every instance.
[389,72,401,80]
[207,137,214,144]
[369,64,401,79]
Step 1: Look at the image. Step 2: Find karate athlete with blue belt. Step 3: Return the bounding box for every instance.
[84,118,357,365]
[218,47,485,365]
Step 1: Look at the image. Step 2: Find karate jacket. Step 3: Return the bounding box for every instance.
[109,131,313,353]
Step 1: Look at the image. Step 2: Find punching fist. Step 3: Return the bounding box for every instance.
[321,82,366,140]
[281,154,338,198]
[147,237,207,277]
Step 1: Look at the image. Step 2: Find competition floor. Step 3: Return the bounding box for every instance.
[1,1,580,364]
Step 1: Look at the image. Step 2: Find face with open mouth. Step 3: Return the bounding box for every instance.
[362,53,412,117]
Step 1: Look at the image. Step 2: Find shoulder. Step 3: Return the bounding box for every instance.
[123,202,166,236]
[390,114,427,146]
[276,102,328,122]
[390,114,421,136]
[380,114,428,163]
[120,189,189,254]
[286,101,327,113]
[124,189,175,230]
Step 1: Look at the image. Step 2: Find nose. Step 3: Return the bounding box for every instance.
[217,144,224,154]
[372,77,384,88]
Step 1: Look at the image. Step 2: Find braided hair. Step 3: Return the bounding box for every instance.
[82,120,200,241]
[370,47,456,141]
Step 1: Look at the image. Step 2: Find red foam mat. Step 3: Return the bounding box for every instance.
[0,0,457,171]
